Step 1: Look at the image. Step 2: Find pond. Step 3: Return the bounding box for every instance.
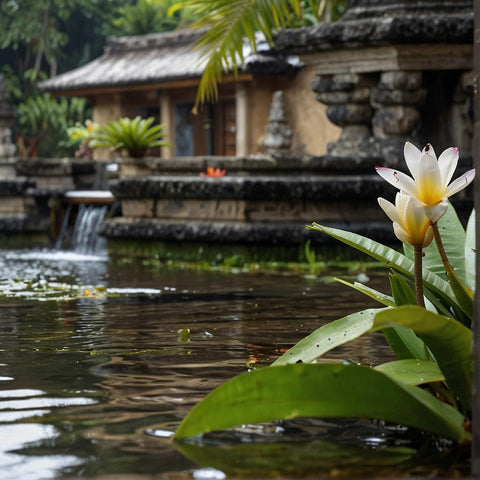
[0,249,469,479]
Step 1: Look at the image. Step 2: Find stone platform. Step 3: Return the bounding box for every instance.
[101,171,396,246]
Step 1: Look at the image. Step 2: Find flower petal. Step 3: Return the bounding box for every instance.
[416,153,443,204]
[422,143,437,160]
[378,197,401,224]
[424,201,449,223]
[405,196,425,232]
[392,223,411,245]
[422,226,434,248]
[404,142,422,179]
[375,167,418,198]
[437,147,459,187]
[444,168,476,198]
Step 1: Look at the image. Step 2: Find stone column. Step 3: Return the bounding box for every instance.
[370,71,427,166]
[235,83,248,157]
[0,74,16,159]
[312,72,377,165]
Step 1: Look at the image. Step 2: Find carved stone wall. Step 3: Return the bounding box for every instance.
[275,0,474,167]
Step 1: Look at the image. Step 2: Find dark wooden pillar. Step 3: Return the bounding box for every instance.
[472,1,480,477]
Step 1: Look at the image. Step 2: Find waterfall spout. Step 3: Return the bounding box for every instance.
[56,197,110,256]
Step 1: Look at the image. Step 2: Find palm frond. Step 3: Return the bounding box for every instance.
[182,0,322,110]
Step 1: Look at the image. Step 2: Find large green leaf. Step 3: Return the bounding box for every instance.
[307,223,469,321]
[174,363,469,443]
[465,209,475,292]
[272,308,385,366]
[273,305,471,412]
[374,359,444,386]
[374,307,472,412]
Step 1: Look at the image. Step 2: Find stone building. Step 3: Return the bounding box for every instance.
[39,28,340,159]
[275,0,474,170]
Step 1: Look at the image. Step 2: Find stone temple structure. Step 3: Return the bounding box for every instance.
[0,1,475,255]
[276,0,474,170]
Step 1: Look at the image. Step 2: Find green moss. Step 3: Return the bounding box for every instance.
[0,233,49,249]
[106,238,385,274]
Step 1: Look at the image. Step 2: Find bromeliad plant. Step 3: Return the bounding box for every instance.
[174,141,475,446]
[91,116,170,158]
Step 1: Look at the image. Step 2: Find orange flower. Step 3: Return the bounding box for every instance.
[200,167,226,178]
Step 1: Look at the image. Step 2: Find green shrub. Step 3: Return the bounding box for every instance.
[91,116,169,158]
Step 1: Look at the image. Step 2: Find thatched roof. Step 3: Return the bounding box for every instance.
[39,29,299,95]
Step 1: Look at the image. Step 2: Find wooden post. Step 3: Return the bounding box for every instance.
[160,90,174,158]
[472,1,480,478]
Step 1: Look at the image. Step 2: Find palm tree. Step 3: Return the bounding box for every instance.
[176,0,348,110]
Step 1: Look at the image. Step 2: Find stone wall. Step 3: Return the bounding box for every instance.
[275,0,474,168]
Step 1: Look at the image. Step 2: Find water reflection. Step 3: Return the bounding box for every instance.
[0,251,469,478]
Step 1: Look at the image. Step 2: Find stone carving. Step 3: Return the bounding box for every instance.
[0,74,16,158]
[262,90,292,155]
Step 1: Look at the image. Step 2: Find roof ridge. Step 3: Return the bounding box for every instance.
[105,28,209,53]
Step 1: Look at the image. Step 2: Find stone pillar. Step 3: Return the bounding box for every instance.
[370,71,427,166]
[312,73,377,164]
[235,83,248,157]
[160,90,174,158]
[262,90,292,155]
[0,74,16,159]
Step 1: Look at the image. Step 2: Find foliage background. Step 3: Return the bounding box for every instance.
[0,0,347,156]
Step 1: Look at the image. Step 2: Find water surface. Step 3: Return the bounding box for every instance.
[0,250,469,479]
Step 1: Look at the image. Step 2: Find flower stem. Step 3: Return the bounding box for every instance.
[431,222,451,273]
[414,245,425,308]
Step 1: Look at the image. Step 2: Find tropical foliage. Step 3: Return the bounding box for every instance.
[112,0,198,36]
[173,0,348,109]
[174,142,475,449]
[90,116,170,158]
[0,0,188,157]
[16,93,88,157]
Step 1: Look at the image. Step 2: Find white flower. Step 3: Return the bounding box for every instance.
[375,142,475,222]
[378,192,434,248]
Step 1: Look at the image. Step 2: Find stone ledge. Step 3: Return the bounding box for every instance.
[0,178,35,195]
[0,214,49,232]
[109,174,392,200]
[101,217,394,245]
[275,13,473,53]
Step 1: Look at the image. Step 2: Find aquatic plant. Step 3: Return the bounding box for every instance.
[174,141,475,446]
[91,116,170,158]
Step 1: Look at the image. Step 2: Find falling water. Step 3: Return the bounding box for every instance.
[55,203,108,255]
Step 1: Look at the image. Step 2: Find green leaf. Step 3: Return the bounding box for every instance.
[382,327,427,361]
[374,307,472,412]
[335,277,395,307]
[307,223,466,322]
[465,209,475,292]
[388,271,416,306]
[272,308,385,366]
[174,363,469,443]
[374,359,444,386]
